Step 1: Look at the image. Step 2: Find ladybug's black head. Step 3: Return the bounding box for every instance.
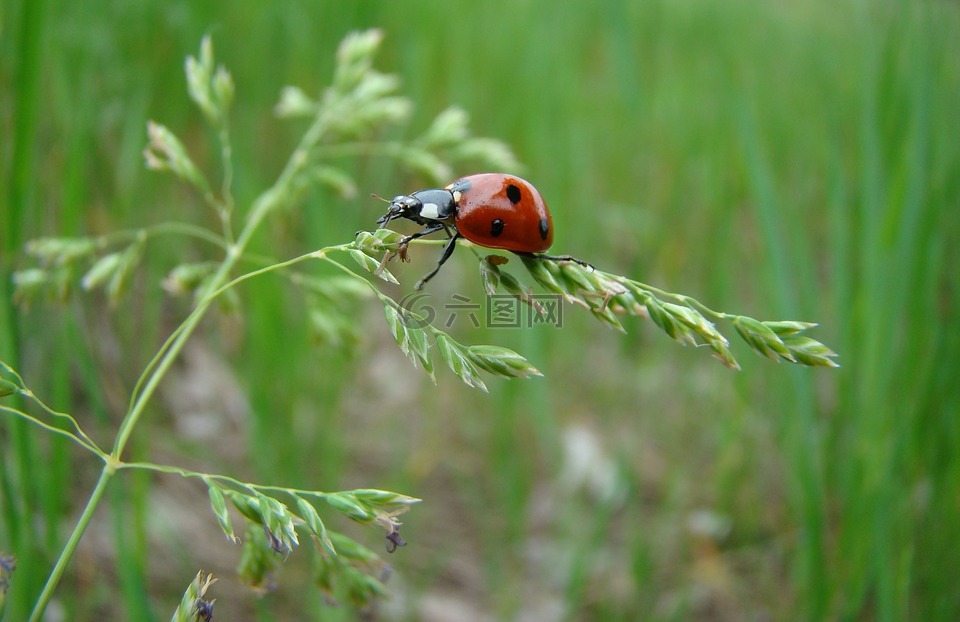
[376,194,421,228]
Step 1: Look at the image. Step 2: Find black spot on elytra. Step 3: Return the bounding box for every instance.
[490,218,505,237]
[506,184,522,204]
[538,217,550,240]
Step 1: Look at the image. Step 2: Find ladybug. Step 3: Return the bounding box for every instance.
[374,173,584,288]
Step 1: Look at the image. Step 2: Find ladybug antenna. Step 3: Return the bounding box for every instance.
[373,194,400,229]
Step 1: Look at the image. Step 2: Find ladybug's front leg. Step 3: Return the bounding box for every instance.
[415,232,461,290]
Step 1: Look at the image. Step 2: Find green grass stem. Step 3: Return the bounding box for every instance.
[27,102,338,622]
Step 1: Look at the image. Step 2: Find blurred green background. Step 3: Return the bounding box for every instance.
[2,0,959,620]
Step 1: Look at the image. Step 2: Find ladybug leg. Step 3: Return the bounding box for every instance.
[415,233,461,290]
[391,223,447,262]
[398,223,447,246]
[440,223,457,239]
[518,252,594,270]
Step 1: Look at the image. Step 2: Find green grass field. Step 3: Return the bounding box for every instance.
[2,0,959,620]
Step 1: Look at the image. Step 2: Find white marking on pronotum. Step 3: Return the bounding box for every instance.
[420,203,441,219]
[452,191,463,204]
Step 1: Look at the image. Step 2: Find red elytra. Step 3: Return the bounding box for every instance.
[446,173,553,253]
[373,173,579,289]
